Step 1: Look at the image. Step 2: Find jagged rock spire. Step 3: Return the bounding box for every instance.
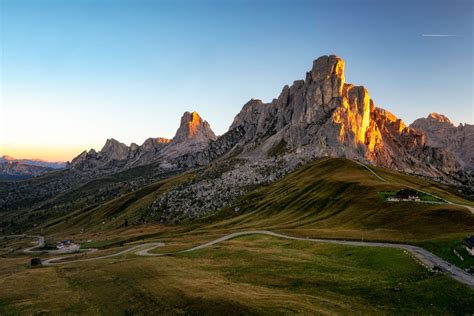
[173,111,216,143]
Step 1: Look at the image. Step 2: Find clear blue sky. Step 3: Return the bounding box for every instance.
[0,0,472,161]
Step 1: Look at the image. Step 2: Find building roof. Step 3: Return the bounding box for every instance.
[395,189,419,198]
[464,236,474,248]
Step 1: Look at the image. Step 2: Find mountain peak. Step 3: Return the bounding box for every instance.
[173,111,216,143]
[103,138,122,146]
[427,112,453,125]
[99,138,129,161]
[310,55,345,82]
[410,113,455,132]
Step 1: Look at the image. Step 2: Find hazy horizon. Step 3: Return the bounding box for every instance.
[1,0,472,162]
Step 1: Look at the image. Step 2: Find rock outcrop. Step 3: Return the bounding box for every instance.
[410,113,474,171]
[160,111,217,159]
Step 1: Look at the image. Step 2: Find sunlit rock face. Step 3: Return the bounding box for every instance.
[411,113,474,171]
[172,111,216,144]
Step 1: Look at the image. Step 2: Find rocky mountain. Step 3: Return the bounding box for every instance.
[410,113,474,171]
[0,155,66,169]
[69,56,463,179]
[0,161,54,181]
[176,55,460,178]
[70,111,215,171]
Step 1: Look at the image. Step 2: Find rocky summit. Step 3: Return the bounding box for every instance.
[411,113,474,171]
[160,111,217,159]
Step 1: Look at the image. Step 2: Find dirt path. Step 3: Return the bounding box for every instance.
[41,242,164,266]
[13,232,474,289]
[350,159,387,182]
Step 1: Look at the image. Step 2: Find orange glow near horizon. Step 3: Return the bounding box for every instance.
[0,145,86,162]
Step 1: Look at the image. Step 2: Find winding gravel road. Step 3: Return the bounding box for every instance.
[6,161,473,288]
[12,231,474,289]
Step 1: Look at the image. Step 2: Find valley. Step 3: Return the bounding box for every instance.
[12,230,474,288]
[1,233,473,314]
[1,157,473,314]
[1,55,473,314]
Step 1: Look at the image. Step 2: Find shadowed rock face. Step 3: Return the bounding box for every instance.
[411,113,474,171]
[100,139,130,161]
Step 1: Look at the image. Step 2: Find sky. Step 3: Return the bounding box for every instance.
[0,0,472,162]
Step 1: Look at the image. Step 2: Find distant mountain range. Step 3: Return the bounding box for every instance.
[0,156,65,181]
[0,155,66,169]
[0,161,53,181]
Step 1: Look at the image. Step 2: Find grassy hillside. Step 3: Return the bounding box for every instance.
[29,157,474,244]
[41,171,194,235]
[203,158,473,242]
